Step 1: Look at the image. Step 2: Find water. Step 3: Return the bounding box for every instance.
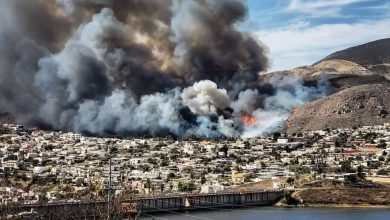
[139,207,390,220]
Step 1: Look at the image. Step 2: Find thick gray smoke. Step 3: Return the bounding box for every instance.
[0,0,329,138]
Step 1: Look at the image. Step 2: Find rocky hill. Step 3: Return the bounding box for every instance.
[317,38,390,67]
[286,38,390,133]
[287,83,390,133]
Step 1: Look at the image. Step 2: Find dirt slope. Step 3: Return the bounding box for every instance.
[287,83,390,133]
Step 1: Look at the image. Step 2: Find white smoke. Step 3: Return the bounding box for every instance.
[231,89,259,114]
[240,74,331,138]
[182,80,230,116]
[74,89,183,136]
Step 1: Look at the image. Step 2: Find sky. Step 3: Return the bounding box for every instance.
[243,0,390,71]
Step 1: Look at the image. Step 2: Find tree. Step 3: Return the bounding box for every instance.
[244,173,252,182]
[272,132,281,141]
[200,176,206,184]
[357,165,365,179]
[271,148,281,160]
[146,178,152,194]
[160,159,169,167]
[243,141,250,149]
[283,191,299,205]
[147,158,158,165]
[290,165,310,174]
[190,172,195,180]
[140,164,150,172]
[340,160,352,173]
[178,182,196,192]
[220,145,229,157]
[169,183,173,192]
[76,178,84,187]
[345,174,358,183]
[378,140,387,149]
[368,161,381,169]
[167,173,175,179]
[377,169,388,175]
[286,177,295,185]
[170,148,180,154]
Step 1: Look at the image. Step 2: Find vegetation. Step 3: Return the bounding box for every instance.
[178,181,196,192]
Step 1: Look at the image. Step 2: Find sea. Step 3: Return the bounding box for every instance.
[138,207,390,220]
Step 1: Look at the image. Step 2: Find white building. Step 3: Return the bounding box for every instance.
[67,133,82,139]
[183,143,194,155]
[277,138,289,144]
[200,184,225,194]
[33,166,48,174]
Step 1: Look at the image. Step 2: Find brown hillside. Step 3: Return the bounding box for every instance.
[317,38,390,67]
[295,188,390,205]
[287,83,390,133]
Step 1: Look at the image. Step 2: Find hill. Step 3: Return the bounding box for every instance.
[287,83,390,133]
[285,38,390,133]
[317,38,390,67]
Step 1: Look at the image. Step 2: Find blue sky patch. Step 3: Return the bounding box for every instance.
[241,0,390,71]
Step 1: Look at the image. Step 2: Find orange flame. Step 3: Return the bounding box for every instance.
[241,114,257,126]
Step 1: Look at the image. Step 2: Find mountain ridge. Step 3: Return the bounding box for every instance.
[286,38,390,133]
[316,38,390,67]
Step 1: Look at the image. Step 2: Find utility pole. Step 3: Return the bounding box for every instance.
[106,144,140,220]
[107,145,112,220]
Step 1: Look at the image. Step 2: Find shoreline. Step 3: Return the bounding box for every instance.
[281,203,390,209]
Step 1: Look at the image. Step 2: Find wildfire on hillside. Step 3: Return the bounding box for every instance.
[241,114,257,126]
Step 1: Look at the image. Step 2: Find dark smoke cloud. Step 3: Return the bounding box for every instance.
[0,0,329,138]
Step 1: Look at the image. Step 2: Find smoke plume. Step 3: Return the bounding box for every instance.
[0,0,329,138]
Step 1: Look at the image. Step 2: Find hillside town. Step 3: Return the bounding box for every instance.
[0,123,389,205]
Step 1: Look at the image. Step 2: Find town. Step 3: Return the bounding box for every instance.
[0,123,389,205]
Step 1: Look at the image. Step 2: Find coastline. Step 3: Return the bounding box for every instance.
[275,187,390,209]
[276,203,390,209]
